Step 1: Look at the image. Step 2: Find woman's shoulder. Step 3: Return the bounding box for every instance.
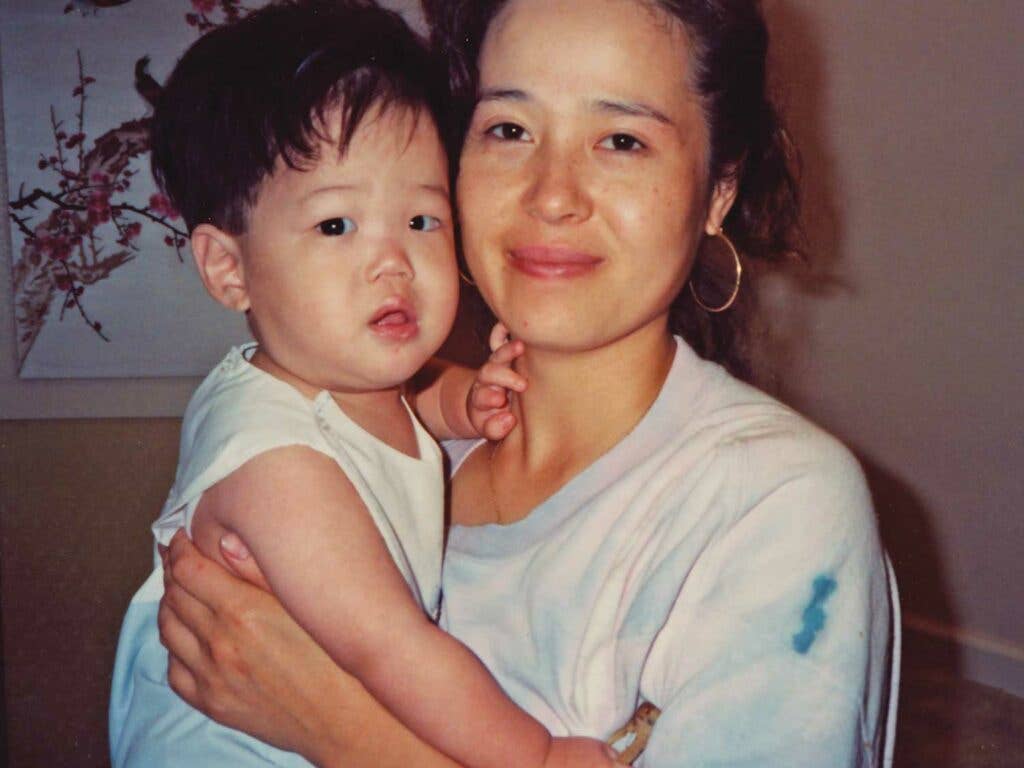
[710,381,862,484]
[677,352,860,475]
[667,353,872,535]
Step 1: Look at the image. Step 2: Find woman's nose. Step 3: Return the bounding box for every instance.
[523,144,592,224]
[367,238,415,282]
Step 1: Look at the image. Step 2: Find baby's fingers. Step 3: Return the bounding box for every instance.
[472,383,509,411]
[488,322,512,352]
[481,411,517,441]
[488,337,526,367]
[478,359,527,393]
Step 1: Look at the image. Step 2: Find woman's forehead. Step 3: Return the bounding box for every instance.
[479,0,694,112]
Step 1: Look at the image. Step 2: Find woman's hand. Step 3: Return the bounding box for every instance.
[158,531,461,768]
[159,530,349,762]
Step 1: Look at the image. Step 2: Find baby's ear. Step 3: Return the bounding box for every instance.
[190,224,250,312]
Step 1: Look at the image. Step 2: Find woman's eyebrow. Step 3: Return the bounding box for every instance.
[477,87,529,104]
[476,90,674,128]
[593,98,674,126]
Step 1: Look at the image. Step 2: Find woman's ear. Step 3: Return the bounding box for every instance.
[704,171,740,235]
[191,224,250,312]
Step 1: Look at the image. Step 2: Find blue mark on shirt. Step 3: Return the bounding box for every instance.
[792,575,837,654]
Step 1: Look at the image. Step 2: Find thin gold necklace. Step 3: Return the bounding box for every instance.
[486,440,507,525]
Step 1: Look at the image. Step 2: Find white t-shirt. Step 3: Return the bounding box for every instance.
[441,338,894,767]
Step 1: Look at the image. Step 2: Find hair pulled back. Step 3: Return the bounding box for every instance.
[424,0,803,380]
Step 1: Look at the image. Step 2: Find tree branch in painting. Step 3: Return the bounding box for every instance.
[186,0,250,32]
[7,51,187,372]
[6,3,252,373]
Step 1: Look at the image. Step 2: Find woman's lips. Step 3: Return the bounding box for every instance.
[509,246,602,278]
[369,298,419,341]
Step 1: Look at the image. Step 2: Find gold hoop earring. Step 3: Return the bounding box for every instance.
[458,267,476,287]
[689,228,742,313]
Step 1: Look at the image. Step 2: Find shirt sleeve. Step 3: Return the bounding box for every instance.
[637,429,892,768]
[153,378,335,546]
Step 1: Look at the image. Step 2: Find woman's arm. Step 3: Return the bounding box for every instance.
[182,447,612,768]
[636,437,892,767]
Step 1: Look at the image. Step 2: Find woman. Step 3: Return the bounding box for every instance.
[158,0,893,765]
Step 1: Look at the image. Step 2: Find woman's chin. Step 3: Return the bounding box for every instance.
[501,317,611,356]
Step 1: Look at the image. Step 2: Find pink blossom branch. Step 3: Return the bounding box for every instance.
[113,202,187,237]
[9,212,35,239]
[76,51,87,173]
[50,107,71,179]
[10,187,85,212]
[53,261,110,342]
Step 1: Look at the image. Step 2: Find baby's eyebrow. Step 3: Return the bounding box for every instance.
[300,184,359,203]
[418,183,450,199]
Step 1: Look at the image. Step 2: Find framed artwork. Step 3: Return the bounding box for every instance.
[1,0,267,379]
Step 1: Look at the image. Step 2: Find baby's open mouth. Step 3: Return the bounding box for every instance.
[373,310,412,326]
[369,301,419,341]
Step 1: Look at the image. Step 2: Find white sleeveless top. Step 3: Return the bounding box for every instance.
[150,344,443,615]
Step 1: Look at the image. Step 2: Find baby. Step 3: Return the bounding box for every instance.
[109,2,615,767]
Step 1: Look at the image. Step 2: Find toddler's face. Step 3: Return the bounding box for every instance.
[238,107,458,393]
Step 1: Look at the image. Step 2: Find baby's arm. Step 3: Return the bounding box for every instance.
[192,446,609,768]
[410,324,526,441]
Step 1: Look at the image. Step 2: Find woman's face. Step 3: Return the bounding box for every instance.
[457,0,736,353]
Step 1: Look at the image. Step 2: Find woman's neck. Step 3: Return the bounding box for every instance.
[451,323,677,527]
[502,325,677,474]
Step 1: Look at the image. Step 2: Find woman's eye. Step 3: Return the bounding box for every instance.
[486,122,531,142]
[600,133,645,152]
[317,217,356,236]
[409,214,442,232]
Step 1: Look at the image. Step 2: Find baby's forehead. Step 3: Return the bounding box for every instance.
[288,101,443,162]
[259,109,450,204]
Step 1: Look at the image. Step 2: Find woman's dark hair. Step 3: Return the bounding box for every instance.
[152,0,447,234]
[423,0,803,380]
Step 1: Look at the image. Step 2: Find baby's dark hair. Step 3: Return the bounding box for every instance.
[151,0,447,234]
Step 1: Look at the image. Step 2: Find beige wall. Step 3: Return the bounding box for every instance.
[761,0,1024,692]
[0,419,180,765]
[0,0,1022,764]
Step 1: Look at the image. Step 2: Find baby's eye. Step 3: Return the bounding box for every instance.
[317,217,357,236]
[599,133,646,152]
[486,122,531,142]
[409,214,442,232]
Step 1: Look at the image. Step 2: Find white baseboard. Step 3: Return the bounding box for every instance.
[904,612,1024,698]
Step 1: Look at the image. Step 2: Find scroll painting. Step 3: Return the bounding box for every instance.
[1,1,257,378]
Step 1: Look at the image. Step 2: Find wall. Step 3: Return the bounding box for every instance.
[0,419,179,766]
[1,0,1022,764]
[762,0,1023,693]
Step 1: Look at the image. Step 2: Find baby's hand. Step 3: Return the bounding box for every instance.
[468,323,527,441]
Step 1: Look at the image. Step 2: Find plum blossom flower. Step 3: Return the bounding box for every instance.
[149,193,180,220]
[87,188,112,225]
